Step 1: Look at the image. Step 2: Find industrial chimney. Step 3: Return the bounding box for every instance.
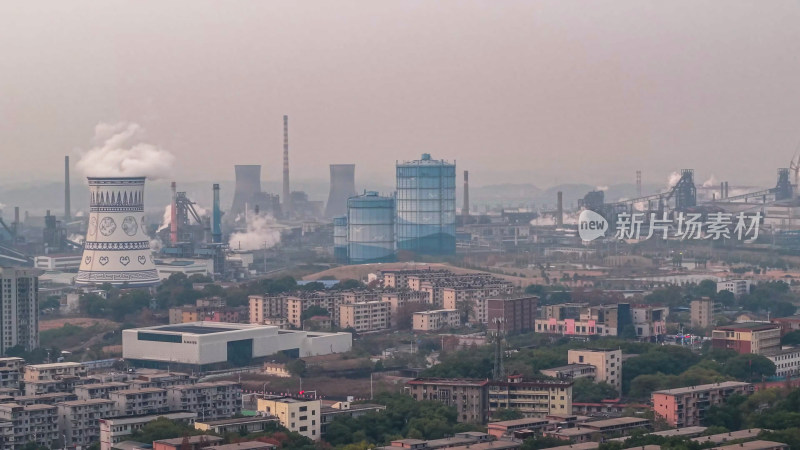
[462,170,470,218]
[556,191,563,227]
[325,164,357,217]
[212,183,222,244]
[77,177,160,287]
[282,115,291,215]
[170,181,178,245]
[231,165,263,220]
[64,156,71,221]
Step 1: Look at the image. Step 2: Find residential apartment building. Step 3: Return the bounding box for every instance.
[0,267,42,354]
[285,292,346,328]
[487,296,537,334]
[320,401,386,436]
[249,295,287,324]
[652,381,753,427]
[339,301,391,332]
[23,362,87,383]
[488,375,573,419]
[383,291,432,326]
[717,280,751,297]
[712,323,782,355]
[770,315,800,336]
[169,306,240,324]
[405,378,489,424]
[540,365,597,383]
[100,411,197,450]
[257,396,321,440]
[413,309,460,331]
[0,403,58,448]
[108,387,169,416]
[0,358,23,389]
[194,416,280,435]
[691,298,715,329]
[166,381,242,421]
[74,382,130,401]
[763,347,800,378]
[567,349,622,393]
[536,303,668,340]
[57,398,115,448]
[443,282,516,324]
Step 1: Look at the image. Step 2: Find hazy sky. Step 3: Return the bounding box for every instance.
[2,0,800,190]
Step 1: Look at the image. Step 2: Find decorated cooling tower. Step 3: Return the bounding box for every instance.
[76,177,160,287]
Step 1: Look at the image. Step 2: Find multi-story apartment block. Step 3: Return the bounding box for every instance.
[382,291,431,326]
[249,295,287,324]
[342,291,380,304]
[126,371,196,390]
[109,387,168,416]
[712,323,782,355]
[169,306,240,324]
[537,303,667,340]
[57,398,115,448]
[320,401,386,436]
[23,362,87,383]
[257,396,321,440]
[381,269,451,289]
[339,301,391,332]
[285,292,346,328]
[487,296,537,333]
[0,267,41,354]
[405,378,489,424]
[413,309,460,331]
[166,381,242,421]
[691,297,715,329]
[567,348,622,392]
[0,403,59,448]
[100,411,197,450]
[763,347,800,378]
[717,280,751,298]
[74,382,130,401]
[0,358,23,390]
[194,416,280,435]
[488,375,573,419]
[652,381,753,427]
[444,282,515,324]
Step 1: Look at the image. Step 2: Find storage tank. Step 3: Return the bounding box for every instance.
[333,216,348,263]
[395,153,456,255]
[347,191,396,263]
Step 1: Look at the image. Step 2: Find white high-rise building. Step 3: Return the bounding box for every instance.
[0,267,41,354]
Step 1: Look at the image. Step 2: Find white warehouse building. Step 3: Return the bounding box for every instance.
[123,322,351,372]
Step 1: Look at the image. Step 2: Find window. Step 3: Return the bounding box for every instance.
[299,426,307,432]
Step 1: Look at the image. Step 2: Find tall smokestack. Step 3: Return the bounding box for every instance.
[64,156,71,221]
[725,182,729,199]
[13,207,19,237]
[462,170,470,218]
[212,183,222,244]
[282,115,291,215]
[556,191,563,227]
[720,182,724,200]
[170,181,178,245]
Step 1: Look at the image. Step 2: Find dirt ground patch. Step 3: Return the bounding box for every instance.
[235,372,410,400]
[39,317,119,332]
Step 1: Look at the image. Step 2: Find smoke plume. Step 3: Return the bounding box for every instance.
[702,174,719,188]
[76,122,174,179]
[157,205,171,232]
[667,171,681,188]
[228,214,282,251]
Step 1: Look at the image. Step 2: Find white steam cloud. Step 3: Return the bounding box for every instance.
[228,214,281,251]
[595,185,609,192]
[157,205,171,232]
[667,171,681,188]
[702,174,719,188]
[76,122,174,179]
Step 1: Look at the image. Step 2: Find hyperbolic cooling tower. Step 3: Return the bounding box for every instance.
[324,164,357,217]
[76,177,160,287]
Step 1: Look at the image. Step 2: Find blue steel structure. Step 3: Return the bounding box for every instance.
[347,192,396,263]
[333,216,348,262]
[396,153,456,255]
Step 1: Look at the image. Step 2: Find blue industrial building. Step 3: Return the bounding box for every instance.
[333,216,348,263]
[395,153,456,255]
[347,191,396,263]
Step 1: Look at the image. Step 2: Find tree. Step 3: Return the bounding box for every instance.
[300,306,329,322]
[492,408,523,421]
[286,359,307,377]
[130,417,203,443]
[781,330,800,346]
[572,378,619,402]
[721,354,775,382]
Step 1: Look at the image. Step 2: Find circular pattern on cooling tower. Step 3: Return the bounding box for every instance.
[99,217,116,236]
[122,216,138,236]
[88,217,97,236]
